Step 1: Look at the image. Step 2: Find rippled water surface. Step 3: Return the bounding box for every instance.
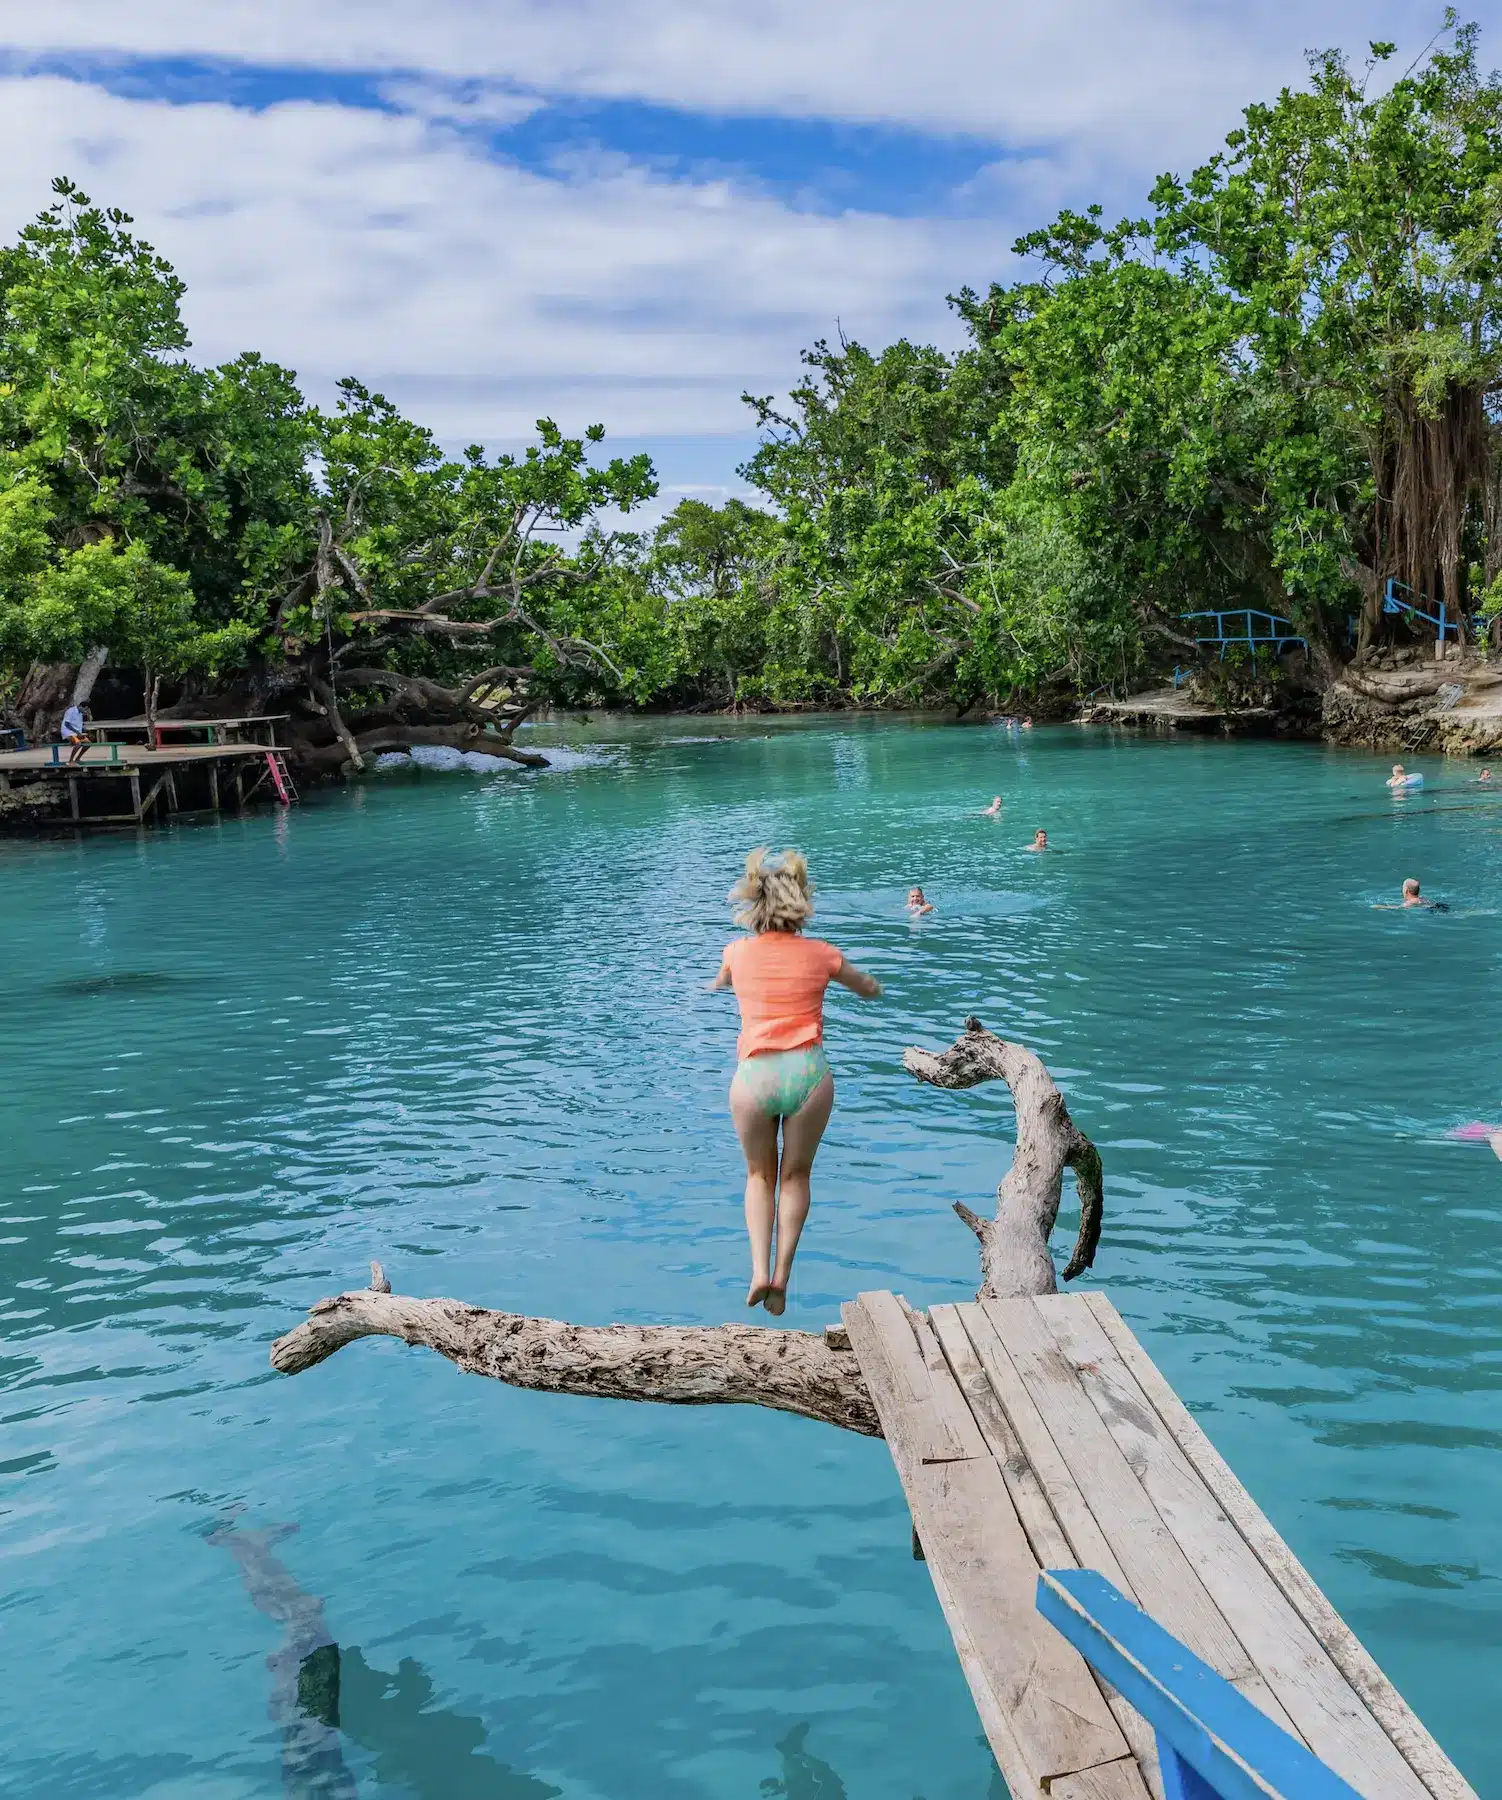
[3,717,1499,1798]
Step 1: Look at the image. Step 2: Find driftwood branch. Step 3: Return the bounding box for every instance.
[904,1017,1102,1298]
[271,1278,879,1435]
[269,1023,1104,1435]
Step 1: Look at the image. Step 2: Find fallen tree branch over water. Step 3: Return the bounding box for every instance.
[904,1018,1103,1299]
[269,1021,1104,1434]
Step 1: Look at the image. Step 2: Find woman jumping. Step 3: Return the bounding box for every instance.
[711,849,881,1315]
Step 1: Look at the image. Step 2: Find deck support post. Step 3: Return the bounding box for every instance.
[209,762,220,813]
[68,774,79,821]
[129,771,142,821]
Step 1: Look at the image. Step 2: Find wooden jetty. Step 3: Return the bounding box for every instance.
[842,1288,1475,1800]
[0,739,294,825]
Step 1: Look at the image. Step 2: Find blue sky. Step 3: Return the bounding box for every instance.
[0,2,1467,516]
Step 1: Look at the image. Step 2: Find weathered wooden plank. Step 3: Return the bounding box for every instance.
[968,1298,1301,1745]
[845,1290,977,1463]
[957,1303,1137,1591]
[930,1305,1073,1568]
[931,1304,1164,1800]
[980,1298,1257,1682]
[1049,1759,1155,1800]
[1039,1294,1430,1798]
[1081,1292,1479,1800]
[908,1307,994,1460]
[843,1294,1129,1795]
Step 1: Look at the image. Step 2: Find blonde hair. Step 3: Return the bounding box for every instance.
[730,847,814,934]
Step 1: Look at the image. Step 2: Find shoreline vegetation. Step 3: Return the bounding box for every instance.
[6,23,1502,804]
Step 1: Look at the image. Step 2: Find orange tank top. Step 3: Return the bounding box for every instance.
[722,932,844,1060]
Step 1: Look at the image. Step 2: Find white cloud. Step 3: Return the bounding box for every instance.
[7,0,1451,156]
[375,77,545,130]
[0,77,996,444]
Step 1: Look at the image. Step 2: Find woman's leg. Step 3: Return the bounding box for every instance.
[730,1075,781,1305]
[764,1071,834,1315]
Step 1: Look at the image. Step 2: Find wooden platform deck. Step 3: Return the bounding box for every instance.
[0,742,287,824]
[0,743,268,773]
[843,1289,1474,1800]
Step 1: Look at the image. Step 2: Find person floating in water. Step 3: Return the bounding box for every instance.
[1386,763,1419,789]
[906,885,935,915]
[1477,768,1493,783]
[1028,829,1048,852]
[981,795,1003,817]
[711,850,881,1315]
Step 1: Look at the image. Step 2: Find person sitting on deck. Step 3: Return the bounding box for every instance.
[981,795,1003,816]
[710,850,881,1316]
[1028,829,1049,852]
[60,702,89,765]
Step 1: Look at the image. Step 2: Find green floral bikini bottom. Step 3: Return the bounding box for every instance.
[733,1045,831,1119]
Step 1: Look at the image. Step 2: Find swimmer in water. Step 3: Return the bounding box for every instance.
[906,886,935,916]
[1378,878,1449,912]
[1027,829,1048,852]
[711,850,881,1315]
[1478,768,1493,783]
[1387,763,1411,788]
[1021,717,1034,729]
[981,795,1003,817]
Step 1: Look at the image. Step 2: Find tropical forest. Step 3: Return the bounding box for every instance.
[4,25,1502,767]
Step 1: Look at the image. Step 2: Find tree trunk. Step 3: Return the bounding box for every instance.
[15,662,75,740]
[270,1022,1104,1435]
[70,645,110,708]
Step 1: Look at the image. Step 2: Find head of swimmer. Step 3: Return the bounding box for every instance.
[1402,877,1423,906]
[729,848,814,934]
[907,886,927,905]
[1032,829,1048,849]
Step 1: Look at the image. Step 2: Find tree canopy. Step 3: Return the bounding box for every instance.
[5,22,1502,753]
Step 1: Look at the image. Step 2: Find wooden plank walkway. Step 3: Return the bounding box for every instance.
[0,743,268,773]
[842,1290,1476,1800]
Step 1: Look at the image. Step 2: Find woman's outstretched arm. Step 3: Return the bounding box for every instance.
[832,956,882,999]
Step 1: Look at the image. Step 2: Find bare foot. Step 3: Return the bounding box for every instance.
[763,1285,786,1316]
[747,1280,771,1308]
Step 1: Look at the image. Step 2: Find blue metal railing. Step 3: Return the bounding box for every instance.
[1179,610,1307,661]
[1383,578,1462,643]
[1037,1570,1363,1800]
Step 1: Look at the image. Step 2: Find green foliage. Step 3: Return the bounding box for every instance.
[6,22,1502,726]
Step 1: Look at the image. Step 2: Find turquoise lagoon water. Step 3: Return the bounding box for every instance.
[2,717,1499,1800]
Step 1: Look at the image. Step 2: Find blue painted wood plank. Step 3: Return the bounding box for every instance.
[1037,1569,1367,1800]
